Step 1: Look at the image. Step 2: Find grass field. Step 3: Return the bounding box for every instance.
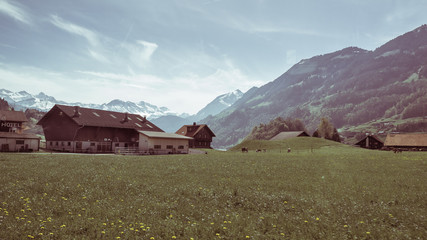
[0,138,426,239]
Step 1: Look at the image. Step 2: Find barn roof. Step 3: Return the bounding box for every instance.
[384,133,427,147]
[38,104,164,132]
[176,124,216,137]
[355,135,384,146]
[270,131,309,141]
[138,131,193,140]
[0,132,40,139]
[0,110,28,122]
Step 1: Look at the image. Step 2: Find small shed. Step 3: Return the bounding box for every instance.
[384,133,427,151]
[355,135,384,149]
[270,131,309,141]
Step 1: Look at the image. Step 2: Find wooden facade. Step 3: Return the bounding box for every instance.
[176,123,215,148]
[0,110,40,152]
[355,135,384,149]
[38,105,165,153]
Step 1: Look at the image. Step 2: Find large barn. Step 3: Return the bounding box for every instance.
[176,123,215,148]
[0,110,40,152]
[38,105,191,154]
[384,133,427,151]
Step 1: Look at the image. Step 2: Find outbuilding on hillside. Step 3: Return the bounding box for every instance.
[269,131,310,141]
[384,133,427,151]
[355,135,384,149]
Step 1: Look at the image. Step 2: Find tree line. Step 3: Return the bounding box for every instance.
[246,117,341,142]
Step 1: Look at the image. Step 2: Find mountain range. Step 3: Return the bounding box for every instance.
[0,88,244,132]
[203,24,427,148]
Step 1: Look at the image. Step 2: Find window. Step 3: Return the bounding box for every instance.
[146,124,153,129]
[178,145,184,149]
[110,114,117,119]
[16,140,24,144]
[68,142,71,146]
[56,142,58,146]
[136,117,143,121]
[90,143,95,146]
[154,145,161,149]
[115,143,119,147]
[76,142,82,149]
[135,123,142,127]
[50,141,52,146]
[93,112,100,117]
[166,145,173,149]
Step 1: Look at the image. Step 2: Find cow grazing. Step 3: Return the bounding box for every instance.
[241,147,248,153]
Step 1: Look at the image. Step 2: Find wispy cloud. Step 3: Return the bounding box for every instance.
[49,14,160,68]
[50,15,100,46]
[121,40,159,68]
[88,49,110,64]
[0,0,31,25]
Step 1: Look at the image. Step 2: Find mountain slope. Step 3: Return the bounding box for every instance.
[193,90,243,121]
[205,25,427,149]
[151,89,244,132]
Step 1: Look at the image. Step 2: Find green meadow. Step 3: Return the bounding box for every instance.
[0,138,426,239]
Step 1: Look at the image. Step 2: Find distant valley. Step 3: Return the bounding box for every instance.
[2,25,427,149]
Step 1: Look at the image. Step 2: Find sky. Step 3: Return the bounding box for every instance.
[1,0,427,114]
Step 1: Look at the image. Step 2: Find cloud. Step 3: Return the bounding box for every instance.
[49,15,100,46]
[0,0,31,25]
[77,70,165,85]
[226,16,321,36]
[137,40,158,61]
[120,40,159,68]
[88,49,110,63]
[49,14,160,69]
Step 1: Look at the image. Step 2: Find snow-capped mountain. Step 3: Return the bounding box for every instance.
[0,89,177,119]
[193,89,243,121]
[150,89,244,132]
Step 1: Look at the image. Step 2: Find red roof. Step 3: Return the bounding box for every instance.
[38,104,164,132]
[0,110,28,122]
[175,124,215,137]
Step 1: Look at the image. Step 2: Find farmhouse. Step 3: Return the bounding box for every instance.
[37,105,192,154]
[384,133,427,151]
[355,135,384,149]
[0,110,40,152]
[176,123,216,148]
[269,131,310,141]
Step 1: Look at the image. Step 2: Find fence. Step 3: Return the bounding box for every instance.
[114,147,149,155]
[114,147,188,155]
